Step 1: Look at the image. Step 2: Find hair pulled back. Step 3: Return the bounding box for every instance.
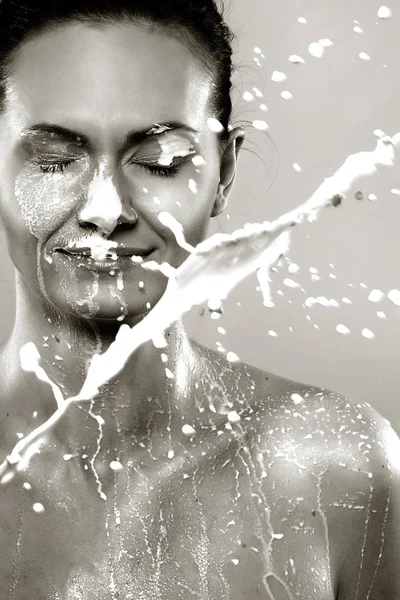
[0,0,235,137]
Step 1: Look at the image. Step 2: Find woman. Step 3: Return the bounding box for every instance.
[0,1,398,598]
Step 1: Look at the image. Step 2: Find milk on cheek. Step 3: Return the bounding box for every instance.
[153,133,217,246]
[13,166,96,313]
[14,168,82,240]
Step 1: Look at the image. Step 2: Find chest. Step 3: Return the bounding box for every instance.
[0,437,336,600]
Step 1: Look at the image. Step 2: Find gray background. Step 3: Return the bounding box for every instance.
[0,1,399,433]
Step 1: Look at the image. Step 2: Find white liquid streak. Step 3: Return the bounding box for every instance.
[0,132,399,483]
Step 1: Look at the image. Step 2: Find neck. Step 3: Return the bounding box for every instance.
[1,276,198,454]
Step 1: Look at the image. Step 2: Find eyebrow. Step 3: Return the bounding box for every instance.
[21,121,199,151]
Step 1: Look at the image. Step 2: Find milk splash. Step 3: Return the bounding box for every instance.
[146,123,196,166]
[0,130,399,485]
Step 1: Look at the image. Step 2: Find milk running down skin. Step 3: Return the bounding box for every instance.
[0,130,399,485]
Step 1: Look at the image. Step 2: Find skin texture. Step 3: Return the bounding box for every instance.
[0,19,399,600]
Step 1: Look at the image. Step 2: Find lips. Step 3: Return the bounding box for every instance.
[57,247,154,257]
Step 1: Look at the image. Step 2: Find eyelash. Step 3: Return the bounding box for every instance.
[38,161,180,178]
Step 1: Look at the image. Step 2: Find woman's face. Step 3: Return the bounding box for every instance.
[0,21,241,323]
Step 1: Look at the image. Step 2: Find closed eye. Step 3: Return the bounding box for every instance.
[137,163,180,178]
[39,161,74,174]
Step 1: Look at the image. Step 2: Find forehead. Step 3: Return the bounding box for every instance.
[6,21,213,138]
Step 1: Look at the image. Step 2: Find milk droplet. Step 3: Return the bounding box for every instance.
[281,91,293,100]
[388,289,400,306]
[63,454,74,461]
[273,533,284,540]
[7,452,22,465]
[243,91,255,102]
[161,353,168,363]
[110,460,124,472]
[152,331,167,348]
[228,411,241,423]
[254,47,262,54]
[289,54,305,64]
[231,559,239,566]
[33,503,45,513]
[309,42,324,58]
[168,450,175,459]
[252,120,268,131]
[319,39,334,48]
[378,6,391,19]
[271,71,287,82]
[298,17,307,24]
[362,328,375,340]
[269,331,278,337]
[23,482,32,490]
[165,368,175,379]
[192,155,206,166]
[359,52,371,61]
[336,324,351,335]
[288,262,300,274]
[0,472,14,484]
[260,104,268,111]
[189,179,197,194]
[283,278,301,289]
[226,352,240,362]
[139,281,145,290]
[208,298,223,312]
[207,117,224,133]
[291,393,304,405]
[182,424,196,436]
[19,342,41,373]
[218,327,227,335]
[368,289,384,303]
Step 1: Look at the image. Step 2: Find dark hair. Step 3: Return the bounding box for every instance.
[0,0,235,139]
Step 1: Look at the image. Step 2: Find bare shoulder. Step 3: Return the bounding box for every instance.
[193,346,400,597]
[247,370,400,600]
[234,360,400,599]
[318,395,400,600]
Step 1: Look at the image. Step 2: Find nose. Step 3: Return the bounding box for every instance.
[78,162,138,235]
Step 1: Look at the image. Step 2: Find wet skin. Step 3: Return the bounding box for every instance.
[0,345,398,599]
[0,18,398,600]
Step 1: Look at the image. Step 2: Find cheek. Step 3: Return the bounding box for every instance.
[13,168,89,241]
[141,166,219,245]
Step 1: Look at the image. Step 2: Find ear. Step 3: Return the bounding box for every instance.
[211,127,245,218]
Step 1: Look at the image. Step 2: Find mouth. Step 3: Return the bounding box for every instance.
[56,248,156,271]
